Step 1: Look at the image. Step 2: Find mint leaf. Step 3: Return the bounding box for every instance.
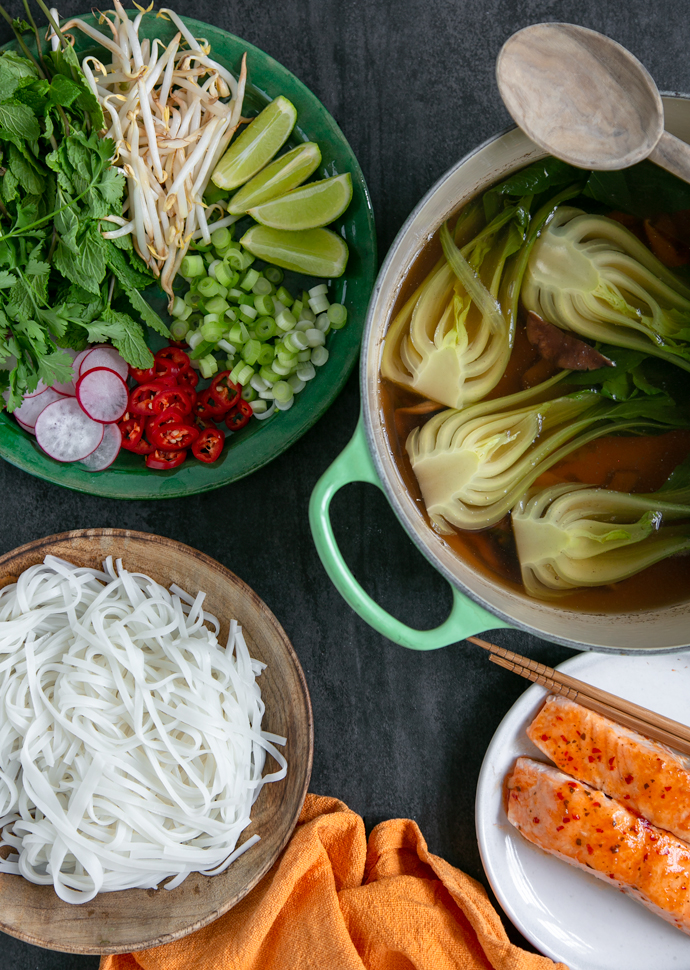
[54,225,106,295]
[0,100,39,141]
[8,142,44,195]
[107,312,155,368]
[49,75,83,108]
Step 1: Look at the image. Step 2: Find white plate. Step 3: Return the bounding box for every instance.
[476,651,690,970]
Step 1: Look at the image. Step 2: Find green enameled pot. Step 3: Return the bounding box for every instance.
[310,96,690,654]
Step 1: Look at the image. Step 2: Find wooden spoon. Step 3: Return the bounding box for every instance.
[496,22,690,184]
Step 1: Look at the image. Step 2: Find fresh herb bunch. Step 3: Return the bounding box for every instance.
[0,1,168,411]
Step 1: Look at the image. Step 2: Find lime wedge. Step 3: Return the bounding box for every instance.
[227,143,322,215]
[212,96,297,191]
[240,226,349,277]
[247,173,353,231]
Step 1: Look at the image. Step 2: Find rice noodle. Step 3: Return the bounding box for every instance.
[0,556,286,904]
[59,3,247,303]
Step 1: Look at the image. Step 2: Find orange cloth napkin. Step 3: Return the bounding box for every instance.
[100,795,568,970]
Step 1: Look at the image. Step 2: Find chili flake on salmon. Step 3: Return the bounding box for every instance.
[527,695,690,842]
[507,758,690,936]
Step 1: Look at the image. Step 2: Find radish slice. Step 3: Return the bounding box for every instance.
[35,398,104,462]
[13,387,63,431]
[73,349,94,377]
[80,422,122,471]
[16,417,35,436]
[79,346,129,382]
[76,367,129,423]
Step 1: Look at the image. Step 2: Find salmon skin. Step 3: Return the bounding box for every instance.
[507,757,690,936]
[528,695,690,843]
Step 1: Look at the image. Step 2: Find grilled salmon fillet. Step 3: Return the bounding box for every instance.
[527,695,690,843]
[507,757,690,935]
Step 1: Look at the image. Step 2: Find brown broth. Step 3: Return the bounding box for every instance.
[379,221,690,614]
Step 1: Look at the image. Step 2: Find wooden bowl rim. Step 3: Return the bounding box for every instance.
[0,528,314,954]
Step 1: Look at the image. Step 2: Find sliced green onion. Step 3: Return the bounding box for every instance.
[180,254,205,277]
[189,340,217,360]
[255,316,277,340]
[276,308,296,332]
[311,346,329,367]
[295,320,312,332]
[171,296,187,317]
[288,374,306,393]
[239,303,257,321]
[240,268,260,291]
[285,331,308,352]
[207,259,223,279]
[316,313,331,333]
[215,263,237,288]
[296,361,316,381]
[257,344,275,366]
[327,303,348,328]
[212,227,233,250]
[250,375,269,392]
[308,284,328,298]
[227,287,244,303]
[241,385,258,402]
[251,399,268,414]
[242,338,262,365]
[260,365,280,384]
[297,349,312,362]
[252,276,273,296]
[199,354,219,380]
[306,328,326,347]
[309,296,330,315]
[205,296,230,314]
[291,299,303,318]
[198,277,220,298]
[225,249,246,271]
[170,318,190,340]
[275,285,293,306]
[237,363,255,385]
[187,330,204,349]
[217,338,236,355]
[253,294,275,317]
[272,381,294,404]
[275,397,294,412]
[227,322,249,345]
[265,266,284,285]
[201,319,226,342]
[298,306,316,323]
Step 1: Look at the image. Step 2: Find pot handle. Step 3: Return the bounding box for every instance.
[309,416,510,649]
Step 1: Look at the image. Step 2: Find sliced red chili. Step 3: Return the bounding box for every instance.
[153,357,183,385]
[195,387,230,419]
[177,366,199,389]
[147,406,190,431]
[192,427,225,463]
[210,371,240,410]
[129,364,156,384]
[119,414,145,450]
[155,346,190,373]
[145,448,187,470]
[129,381,165,416]
[193,413,218,432]
[149,420,199,451]
[152,386,193,416]
[225,399,253,430]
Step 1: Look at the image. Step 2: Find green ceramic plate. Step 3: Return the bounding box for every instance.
[0,14,376,499]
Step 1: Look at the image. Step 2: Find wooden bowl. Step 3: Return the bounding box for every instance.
[0,529,313,955]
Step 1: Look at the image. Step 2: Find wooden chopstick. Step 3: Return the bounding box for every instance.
[468,635,690,758]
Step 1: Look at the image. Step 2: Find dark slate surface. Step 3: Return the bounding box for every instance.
[0,1,686,967]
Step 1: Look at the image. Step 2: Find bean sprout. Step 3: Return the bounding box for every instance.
[0,556,286,904]
[59,2,247,303]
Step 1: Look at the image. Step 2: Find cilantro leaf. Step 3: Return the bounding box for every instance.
[36,348,74,386]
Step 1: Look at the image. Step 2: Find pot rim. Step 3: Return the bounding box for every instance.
[359,96,690,653]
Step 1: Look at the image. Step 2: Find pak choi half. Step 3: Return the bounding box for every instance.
[512,469,690,597]
[522,207,690,372]
[406,375,688,533]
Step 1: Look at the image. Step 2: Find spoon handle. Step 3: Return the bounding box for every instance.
[648,130,690,186]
